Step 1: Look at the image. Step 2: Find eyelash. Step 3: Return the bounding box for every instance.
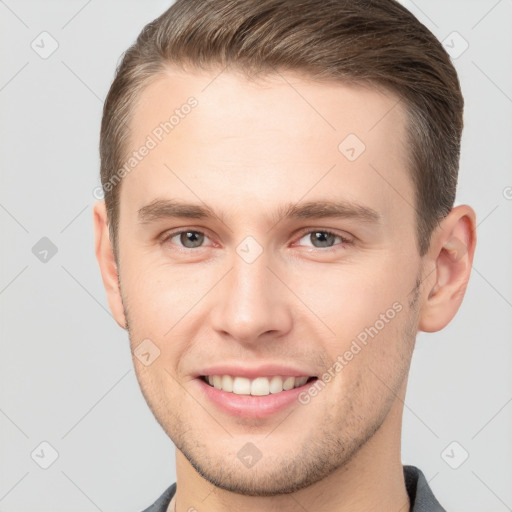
[160,228,353,252]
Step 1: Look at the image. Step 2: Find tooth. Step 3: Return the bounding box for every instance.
[282,377,295,391]
[206,375,311,394]
[212,375,222,389]
[294,376,308,387]
[269,376,284,394]
[251,377,270,396]
[221,375,233,392]
[232,376,251,395]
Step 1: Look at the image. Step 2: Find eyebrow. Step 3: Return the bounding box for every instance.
[137,198,381,225]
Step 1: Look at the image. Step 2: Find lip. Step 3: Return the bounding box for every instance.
[195,375,318,419]
[194,363,317,380]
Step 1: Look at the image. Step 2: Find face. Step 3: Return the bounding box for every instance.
[112,68,425,494]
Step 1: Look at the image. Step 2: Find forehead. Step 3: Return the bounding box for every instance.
[120,66,413,231]
[130,67,409,152]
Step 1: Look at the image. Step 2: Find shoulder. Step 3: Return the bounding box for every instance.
[404,465,447,512]
[140,482,177,512]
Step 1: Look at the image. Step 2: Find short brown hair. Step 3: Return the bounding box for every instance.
[100,0,463,259]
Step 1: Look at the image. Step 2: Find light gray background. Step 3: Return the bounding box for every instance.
[0,1,511,511]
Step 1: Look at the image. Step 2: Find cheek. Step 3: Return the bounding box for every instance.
[303,263,414,388]
[121,258,200,330]
[132,358,183,433]
[300,264,403,334]
[321,303,414,424]
[121,260,212,379]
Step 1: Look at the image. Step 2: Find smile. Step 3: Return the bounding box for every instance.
[201,375,316,396]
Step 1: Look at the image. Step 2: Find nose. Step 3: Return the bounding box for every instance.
[210,246,293,345]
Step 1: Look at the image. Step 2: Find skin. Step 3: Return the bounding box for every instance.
[94,67,476,512]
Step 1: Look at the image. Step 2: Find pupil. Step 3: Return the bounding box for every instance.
[313,232,334,247]
[181,231,204,248]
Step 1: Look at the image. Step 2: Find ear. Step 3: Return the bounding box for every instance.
[418,204,477,332]
[93,200,127,330]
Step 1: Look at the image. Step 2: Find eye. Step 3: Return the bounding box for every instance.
[161,228,352,252]
[295,230,352,250]
[163,230,212,250]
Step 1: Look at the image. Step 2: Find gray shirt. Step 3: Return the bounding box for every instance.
[141,464,447,512]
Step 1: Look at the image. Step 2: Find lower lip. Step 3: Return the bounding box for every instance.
[195,377,317,419]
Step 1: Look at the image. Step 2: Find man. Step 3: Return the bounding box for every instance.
[93,1,476,511]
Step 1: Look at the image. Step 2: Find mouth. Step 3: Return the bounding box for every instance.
[200,375,318,396]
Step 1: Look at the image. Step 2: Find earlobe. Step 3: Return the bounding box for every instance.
[93,200,128,330]
[418,205,477,333]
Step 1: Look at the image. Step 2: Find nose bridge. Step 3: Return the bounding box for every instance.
[210,239,292,342]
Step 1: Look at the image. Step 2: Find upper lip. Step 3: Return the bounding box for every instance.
[195,364,317,379]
